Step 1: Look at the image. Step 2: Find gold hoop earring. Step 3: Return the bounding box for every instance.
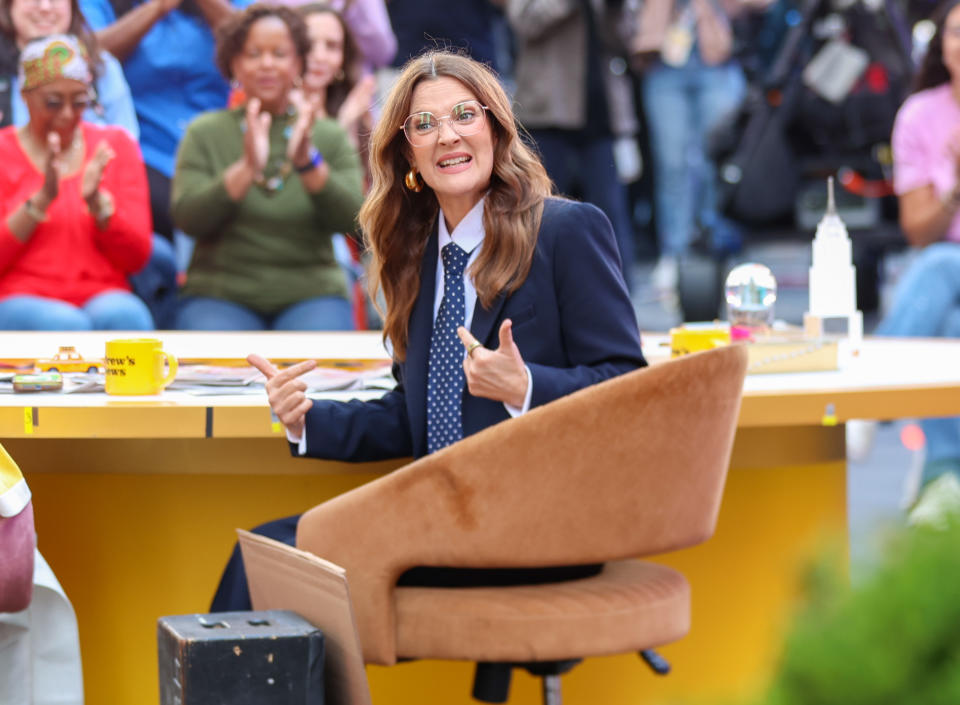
[404,168,423,192]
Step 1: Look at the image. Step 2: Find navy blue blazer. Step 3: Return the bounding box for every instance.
[299,197,646,462]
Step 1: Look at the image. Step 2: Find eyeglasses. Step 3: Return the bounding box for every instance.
[401,100,488,147]
[41,95,91,114]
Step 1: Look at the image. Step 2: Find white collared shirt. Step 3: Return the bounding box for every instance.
[434,197,485,327]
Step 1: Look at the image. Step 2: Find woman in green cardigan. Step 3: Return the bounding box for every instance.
[171,3,363,330]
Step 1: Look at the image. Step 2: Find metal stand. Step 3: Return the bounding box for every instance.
[542,674,563,705]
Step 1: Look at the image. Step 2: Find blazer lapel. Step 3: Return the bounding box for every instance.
[405,226,438,456]
[469,291,508,348]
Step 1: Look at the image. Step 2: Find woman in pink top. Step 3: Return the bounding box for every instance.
[0,34,152,330]
[878,0,960,518]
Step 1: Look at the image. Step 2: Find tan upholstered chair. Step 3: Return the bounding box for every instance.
[243,345,748,704]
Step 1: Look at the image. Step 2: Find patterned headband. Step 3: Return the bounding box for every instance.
[18,34,92,92]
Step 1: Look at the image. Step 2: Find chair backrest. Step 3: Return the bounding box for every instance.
[238,530,372,705]
[287,344,749,664]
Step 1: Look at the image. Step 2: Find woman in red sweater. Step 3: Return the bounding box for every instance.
[0,33,152,330]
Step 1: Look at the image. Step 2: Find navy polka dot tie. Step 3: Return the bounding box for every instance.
[427,242,469,454]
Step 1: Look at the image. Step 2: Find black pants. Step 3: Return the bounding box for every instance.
[210,514,603,612]
[146,164,174,242]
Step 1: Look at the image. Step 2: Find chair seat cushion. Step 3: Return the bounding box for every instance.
[394,560,690,662]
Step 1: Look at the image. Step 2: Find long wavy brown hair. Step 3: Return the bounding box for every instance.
[360,51,552,361]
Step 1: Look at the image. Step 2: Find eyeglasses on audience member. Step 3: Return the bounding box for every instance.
[40,93,93,114]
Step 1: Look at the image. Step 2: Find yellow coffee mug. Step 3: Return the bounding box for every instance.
[669,325,731,358]
[104,338,178,395]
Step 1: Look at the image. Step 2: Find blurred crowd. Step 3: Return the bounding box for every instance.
[0,0,947,332]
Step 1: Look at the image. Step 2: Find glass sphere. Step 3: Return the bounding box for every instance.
[725,263,777,328]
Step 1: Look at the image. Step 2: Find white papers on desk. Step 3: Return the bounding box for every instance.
[167,366,263,389]
[0,364,397,396]
[174,364,396,396]
[300,366,396,393]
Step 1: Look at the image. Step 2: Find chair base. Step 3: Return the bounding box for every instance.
[472,663,511,703]
[472,659,580,704]
[542,674,562,705]
[471,650,672,704]
[639,648,672,675]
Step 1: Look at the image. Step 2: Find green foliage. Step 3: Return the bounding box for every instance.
[749,521,960,705]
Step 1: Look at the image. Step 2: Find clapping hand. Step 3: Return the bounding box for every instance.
[247,354,317,440]
[457,320,528,409]
[81,141,115,203]
[287,91,320,168]
[244,98,271,176]
[40,132,64,205]
[338,74,376,132]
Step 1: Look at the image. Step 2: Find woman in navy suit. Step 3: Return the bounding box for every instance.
[214,51,645,609]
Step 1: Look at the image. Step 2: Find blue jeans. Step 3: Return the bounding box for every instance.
[175,296,354,331]
[528,129,635,291]
[129,235,178,329]
[876,243,960,480]
[0,291,154,330]
[643,54,746,257]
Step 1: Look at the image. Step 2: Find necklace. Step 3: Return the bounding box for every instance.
[257,153,293,193]
[241,105,297,194]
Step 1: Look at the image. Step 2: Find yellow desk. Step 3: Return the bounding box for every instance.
[3,333,960,705]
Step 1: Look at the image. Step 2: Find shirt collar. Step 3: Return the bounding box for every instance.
[438,197,485,255]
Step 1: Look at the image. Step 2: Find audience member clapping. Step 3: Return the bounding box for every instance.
[171,4,363,331]
[80,0,251,242]
[0,35,153,330]
[295,2,374,152]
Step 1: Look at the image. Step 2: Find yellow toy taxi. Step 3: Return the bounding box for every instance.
[34,346,102,374]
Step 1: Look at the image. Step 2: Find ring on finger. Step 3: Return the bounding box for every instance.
[467,341,482,357]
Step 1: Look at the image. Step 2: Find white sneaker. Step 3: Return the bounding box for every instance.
[845,420,877,462]
[907,472,960,529]
[651,255,679,294]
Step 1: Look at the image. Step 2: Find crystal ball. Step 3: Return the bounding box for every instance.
[725,263,777,328]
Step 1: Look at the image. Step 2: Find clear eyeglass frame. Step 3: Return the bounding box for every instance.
[39,87,95,114]
[400,100,489,147]
[42,96,91,114]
